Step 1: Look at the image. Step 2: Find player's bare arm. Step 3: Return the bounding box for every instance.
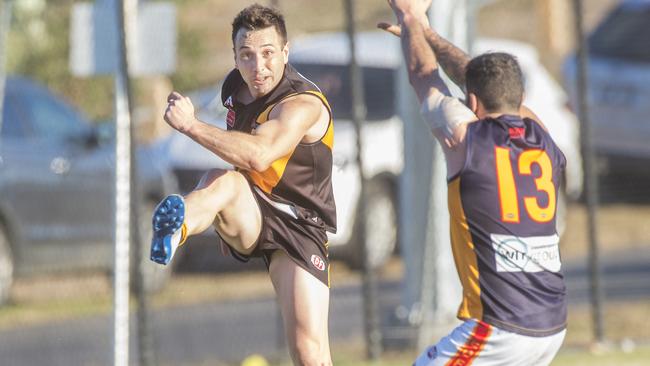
[378,0,468,90]
[419,33,546,129]
[385,2,475,148]
[381,1,545,136]
[421,29,470,89]
[164,91,324,172]
[378,23,469,91]
[387,2,448,103]
[380,17,545,129]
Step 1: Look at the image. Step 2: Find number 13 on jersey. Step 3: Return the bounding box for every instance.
[495,147,556,223]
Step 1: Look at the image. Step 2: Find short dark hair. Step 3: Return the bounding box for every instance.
[465,52,524,113]
[231,4,287,46]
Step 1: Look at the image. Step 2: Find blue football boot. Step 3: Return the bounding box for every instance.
[150,194,186,265]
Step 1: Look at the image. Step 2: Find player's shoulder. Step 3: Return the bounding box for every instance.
[274,93,324,116]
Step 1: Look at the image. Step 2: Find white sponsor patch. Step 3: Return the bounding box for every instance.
[491,233,561,273]
[311,255,326,271]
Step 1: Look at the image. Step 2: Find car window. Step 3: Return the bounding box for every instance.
[18,90,86,140]
[589,5,650,63]
[292,63,396,121]
[1,94,27,138]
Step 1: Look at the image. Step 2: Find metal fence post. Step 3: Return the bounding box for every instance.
[113,0,136,365]
[344,0,382,359]
[414,0,469,350]
[571,0,605,345]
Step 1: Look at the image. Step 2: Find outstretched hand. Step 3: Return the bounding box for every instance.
[164,91,197,133]
[378,0,432,37]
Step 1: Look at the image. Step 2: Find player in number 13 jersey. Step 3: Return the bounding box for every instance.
[382,0,567,364]
[448,113,567,336]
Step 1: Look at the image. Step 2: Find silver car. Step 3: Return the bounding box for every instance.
[0,76,178,305]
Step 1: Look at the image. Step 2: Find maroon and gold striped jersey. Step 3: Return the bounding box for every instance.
[449,114,567,337]
[221,64,336,233]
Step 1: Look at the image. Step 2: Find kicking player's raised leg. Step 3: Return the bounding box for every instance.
[150,169,262,265]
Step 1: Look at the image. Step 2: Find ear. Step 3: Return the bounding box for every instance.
[468,93,479,114]
[282,42,289,64]
[233,47,238,69]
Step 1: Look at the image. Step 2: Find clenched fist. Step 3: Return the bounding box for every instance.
[164,91,196,133]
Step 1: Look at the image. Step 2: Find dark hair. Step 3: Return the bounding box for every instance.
[465,52,524,113]
[231,4,287,46]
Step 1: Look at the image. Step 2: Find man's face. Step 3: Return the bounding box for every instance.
[234,26,288,99]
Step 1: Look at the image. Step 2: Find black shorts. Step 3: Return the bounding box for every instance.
[220,181,330,287]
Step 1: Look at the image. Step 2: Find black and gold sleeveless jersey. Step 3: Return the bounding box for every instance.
[220,64,336,233]
[449,114,567,337]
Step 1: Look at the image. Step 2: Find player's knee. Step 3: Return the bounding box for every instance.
[196,169,228,190]
[195,169,243,194]
[290,335,331,366]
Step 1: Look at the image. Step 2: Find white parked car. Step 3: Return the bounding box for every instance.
[161,31,582,269]
[563,0,650,178]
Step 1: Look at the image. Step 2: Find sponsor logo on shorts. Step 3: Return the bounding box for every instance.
[311,254,326,271]
[491,233,561,272]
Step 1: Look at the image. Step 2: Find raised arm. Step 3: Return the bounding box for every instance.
[379,10,546,128]
[386,1,449,102]
[378,14,470,91]
[421,28,470,90]
[384,0,477,177]
[164,92,324,172]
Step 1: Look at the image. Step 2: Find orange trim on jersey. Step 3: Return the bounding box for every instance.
[321,118,334,150]
[255,93,297,124]
[247,91,332,192]
[448,178,483,320]
[246,152,293,194]
[255,90,331,125]
[256,91,333,150]
[301,90,334,150]
[248,92,301,193]
[445,321,492,366]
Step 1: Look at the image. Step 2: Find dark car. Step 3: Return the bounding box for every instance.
[0,76,178,305]
[563,0,650,178]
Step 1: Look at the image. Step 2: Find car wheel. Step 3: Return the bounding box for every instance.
[346,178,398,269]
[0,224,14,306]
[131,200,175,295]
